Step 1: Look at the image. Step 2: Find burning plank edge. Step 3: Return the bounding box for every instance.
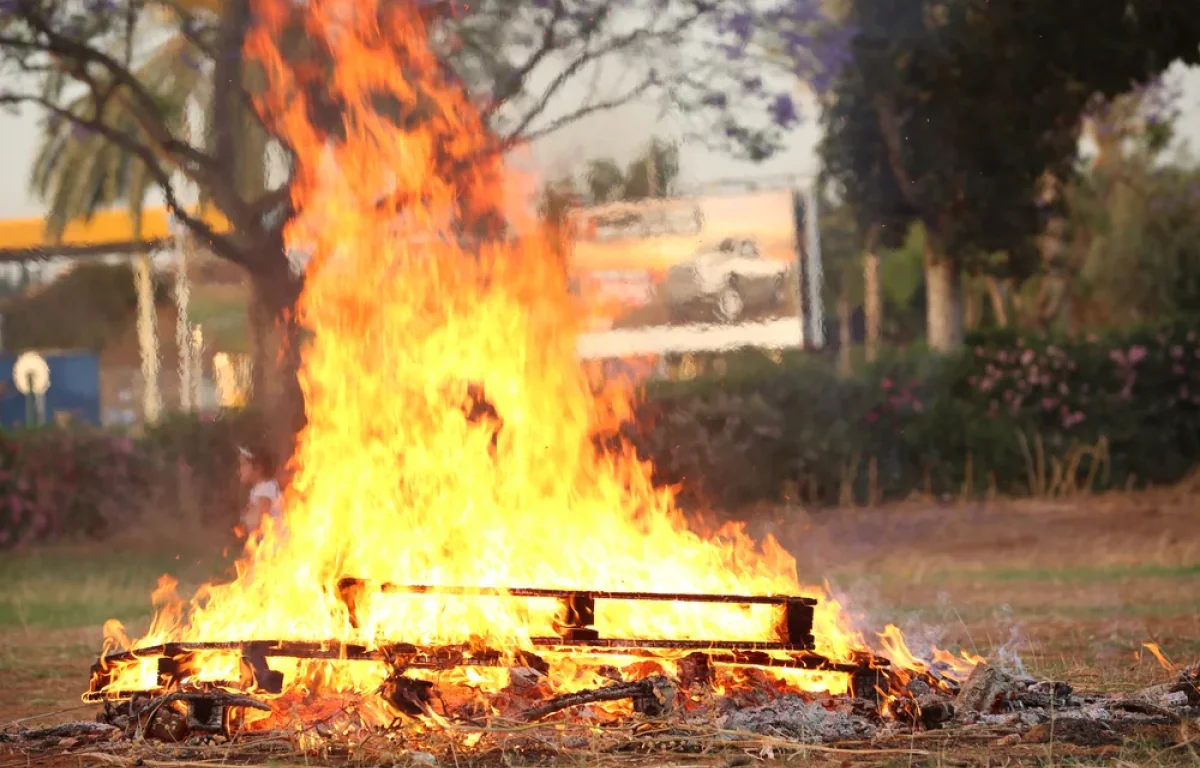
[334,578,818,649]
[85,640,887,703]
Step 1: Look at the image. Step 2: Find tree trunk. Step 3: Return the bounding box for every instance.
[132,203,161,426]
[963,278,983,331]
[836,294,853,377]
[863,249,882,362]
[175,231,194,412]
[247,244,306,467]
[134,251,161,424]
[985,277,1010,327]
[923,238,963,351]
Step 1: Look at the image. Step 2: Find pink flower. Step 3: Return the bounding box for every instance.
[881,378,893,391]
[1058,382,1069,395]
[1062,411,1086,428]
[1170,345,1184,359]
[974,346,985,356]
[1110,349,1126,365]
[1021,349,1035,365]
[1128,345,1147,364]
[1041,397,1058,411]
[865,411,879,424]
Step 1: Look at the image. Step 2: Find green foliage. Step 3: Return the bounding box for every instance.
[0,429,156,548]
[1,263,170,352]
[141,407,270,519]
[0,408,268,550]
[639,320,1200,507]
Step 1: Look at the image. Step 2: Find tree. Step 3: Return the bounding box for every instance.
[1061,85,1200,328]
[817,0,1200,351]
[814,188,863,374]
[1,0,841,455]
[818,61,912,361]
[29,23,273,423]
[623,138,680,200]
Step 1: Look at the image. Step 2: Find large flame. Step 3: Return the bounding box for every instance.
[92,0,934,719]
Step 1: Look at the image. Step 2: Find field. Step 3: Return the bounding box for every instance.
[2,490,1200,766]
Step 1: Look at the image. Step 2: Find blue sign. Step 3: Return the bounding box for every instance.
[0,350,101,428]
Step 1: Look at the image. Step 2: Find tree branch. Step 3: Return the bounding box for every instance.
[0,91,250,267]
[496,0,715,144]
[503,77,658,150]
[480,0,566,120]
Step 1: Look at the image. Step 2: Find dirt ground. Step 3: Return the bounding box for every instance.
[3,489,1200,766]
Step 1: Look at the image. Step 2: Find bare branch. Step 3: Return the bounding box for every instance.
[479,0,566,119]
[0,91,249,267]
[496,0,716,144]
[505,77,658,150]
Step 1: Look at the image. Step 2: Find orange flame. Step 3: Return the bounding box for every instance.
[1142,642,1175,673]
[93,0,975,721]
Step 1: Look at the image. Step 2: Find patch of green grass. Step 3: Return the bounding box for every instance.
[0,546,231,630]
[189,286,249,352]
[925,562,1200,585]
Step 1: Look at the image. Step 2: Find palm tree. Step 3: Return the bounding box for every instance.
[29,18,271,423]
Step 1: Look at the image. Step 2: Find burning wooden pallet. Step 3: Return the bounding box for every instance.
[83,582,890,739]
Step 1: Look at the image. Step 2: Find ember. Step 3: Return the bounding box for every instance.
[82,0,974,747]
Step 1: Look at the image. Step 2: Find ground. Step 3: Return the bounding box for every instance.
[2,489,1200,766]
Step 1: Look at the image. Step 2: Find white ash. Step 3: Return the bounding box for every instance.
[719,695,874,743]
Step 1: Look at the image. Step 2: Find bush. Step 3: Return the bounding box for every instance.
[141,407,270,525]
[637,320,1200,508]
[0,429,156,547]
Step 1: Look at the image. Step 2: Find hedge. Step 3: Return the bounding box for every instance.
[640,321,1200,507]
[2,320,1198,547]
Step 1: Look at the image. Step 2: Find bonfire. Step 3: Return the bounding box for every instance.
[5,0,1198,763]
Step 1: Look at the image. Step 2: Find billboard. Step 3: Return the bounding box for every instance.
[567,190,805,359]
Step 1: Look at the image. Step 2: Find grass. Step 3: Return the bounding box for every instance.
[0,546,230,630]
[188,282,250,353]
[1,490,1199,766]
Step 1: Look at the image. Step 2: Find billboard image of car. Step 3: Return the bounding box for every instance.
[662,237,792,324]
[566,190,804,358]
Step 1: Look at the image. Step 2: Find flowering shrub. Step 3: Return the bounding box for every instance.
[643,321,1200,507]
[0,429,156,548]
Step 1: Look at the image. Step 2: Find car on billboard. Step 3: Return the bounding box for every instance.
[661,237,791,323]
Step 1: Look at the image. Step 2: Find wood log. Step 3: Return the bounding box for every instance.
[954,664,1014,718]
[519,678,658,722]
[7,722,118,741]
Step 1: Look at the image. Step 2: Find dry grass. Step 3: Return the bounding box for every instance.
[2,488,1200,766]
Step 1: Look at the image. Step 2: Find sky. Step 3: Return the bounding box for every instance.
[0,54,1198,223]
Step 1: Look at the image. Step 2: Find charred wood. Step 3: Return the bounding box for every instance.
[892,694,955,729]
[3,722,117,742]
[382,674,436,716]
[519,677,661,722]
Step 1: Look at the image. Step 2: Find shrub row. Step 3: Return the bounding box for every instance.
[3,321,1199,547]
[639,321,1200,508]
